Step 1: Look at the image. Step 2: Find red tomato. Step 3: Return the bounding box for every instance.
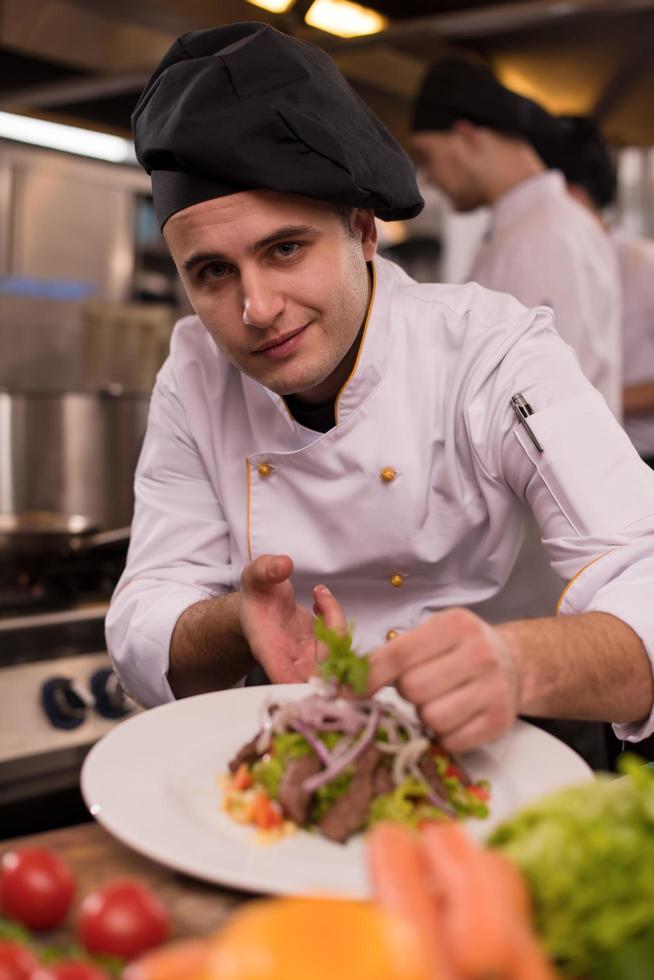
[0,941,39,980]
[250,792,283,831]
[0,848,75,931]
[78,880,170,961]
[31,963,109,980]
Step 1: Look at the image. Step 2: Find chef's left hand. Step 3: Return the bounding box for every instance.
[366,608,521,753]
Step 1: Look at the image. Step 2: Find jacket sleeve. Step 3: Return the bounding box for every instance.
[468,316,654,740]
[105,358,234,707]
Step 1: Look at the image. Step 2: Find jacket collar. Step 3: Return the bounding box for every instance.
[255,255,402,429]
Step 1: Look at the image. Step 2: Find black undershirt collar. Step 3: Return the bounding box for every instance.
[284,393,336,433]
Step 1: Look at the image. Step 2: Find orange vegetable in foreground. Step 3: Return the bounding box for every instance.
[368,822,457,980]
[206,897,433,980]
[480,850,560,980]
[421,821,516,977]
[123,938,213,980]
[128,822,561,980]
[127,897,434,980]
[368,821,563,980]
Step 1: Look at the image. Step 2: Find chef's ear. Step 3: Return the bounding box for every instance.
[351,208,377,260]
[452,118,483,147]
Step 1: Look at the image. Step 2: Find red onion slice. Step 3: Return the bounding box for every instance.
[301,703,380,794]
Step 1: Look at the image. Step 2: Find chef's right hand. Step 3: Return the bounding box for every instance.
[239,554,346,683]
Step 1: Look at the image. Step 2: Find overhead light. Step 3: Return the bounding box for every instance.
[245,0,296,12]
[0,112,135,164]
[305,0,388,37]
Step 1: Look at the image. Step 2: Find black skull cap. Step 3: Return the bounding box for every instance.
[132,21,424,227]
[539,115,617,209]
[412,56,561,161]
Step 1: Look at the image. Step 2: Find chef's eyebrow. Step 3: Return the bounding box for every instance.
[182,225,321,272]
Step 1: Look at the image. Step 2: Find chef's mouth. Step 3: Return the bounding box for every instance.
[252,323,310,354]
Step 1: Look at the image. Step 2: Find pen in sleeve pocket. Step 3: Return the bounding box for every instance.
[510,393,544,453]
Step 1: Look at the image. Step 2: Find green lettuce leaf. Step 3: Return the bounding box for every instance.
[252,732,312,798]
[310,768,354,822]
[490,756,654,976]
[367,775,450,828]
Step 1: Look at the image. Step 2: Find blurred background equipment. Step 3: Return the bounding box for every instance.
[1,0,654,282]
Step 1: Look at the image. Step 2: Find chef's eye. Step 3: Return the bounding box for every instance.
[273,242,301,259]
[198,262,230,281]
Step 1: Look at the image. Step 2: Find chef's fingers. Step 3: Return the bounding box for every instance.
[263,656,305,684]
[313,584,348,661]
[439,701,515,754]
[240,553,294,594]
[366,607,494,695]
[395,640,482,706]
[313,584,347,630]
[416,680,489,739]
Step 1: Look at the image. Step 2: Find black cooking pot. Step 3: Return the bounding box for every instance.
[0,511,131,561]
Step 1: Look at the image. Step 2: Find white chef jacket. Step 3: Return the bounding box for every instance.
[469,170,624,624]
[614,231,654,457]
[106,256,654,742]
[471,170,623,418]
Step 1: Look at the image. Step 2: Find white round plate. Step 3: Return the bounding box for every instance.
[81,685,592,898]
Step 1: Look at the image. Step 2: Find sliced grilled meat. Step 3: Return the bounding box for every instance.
[278,754,322,824]
[228,734,261,773]
[372,757,394,797]
[318,745,381,844]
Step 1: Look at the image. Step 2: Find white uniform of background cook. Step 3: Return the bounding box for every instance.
[106,256,654,744]
[614,230,654,459]
[467,169,623,625]
[470,170,622,417]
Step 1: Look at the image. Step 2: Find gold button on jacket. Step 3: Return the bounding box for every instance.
[385,628,399,641]
[389,573,404,587]
[257,462,273,478]
[380,466,397,482]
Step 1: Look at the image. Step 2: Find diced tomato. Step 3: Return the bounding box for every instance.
[250,793,283,831]
[444,764,463,780]
[231,764,252,791]
[468,784,490,802]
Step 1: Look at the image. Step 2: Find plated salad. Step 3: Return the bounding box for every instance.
[222,622,490,843]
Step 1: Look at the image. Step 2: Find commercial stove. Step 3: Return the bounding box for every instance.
[0,548,138,833]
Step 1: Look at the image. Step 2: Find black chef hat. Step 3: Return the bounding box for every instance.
[132,21,423,227]
[539,116,617,209]
[412,56,560,160]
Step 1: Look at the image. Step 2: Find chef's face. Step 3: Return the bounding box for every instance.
[164,191,377,402]
[412,130,485,212]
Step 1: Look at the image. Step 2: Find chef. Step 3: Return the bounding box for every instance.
[540,115,654,472]
[107,22,654,763]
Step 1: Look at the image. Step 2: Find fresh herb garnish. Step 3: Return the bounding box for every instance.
[315,618,368,695]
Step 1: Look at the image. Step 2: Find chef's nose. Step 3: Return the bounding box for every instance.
[241,269,285,328]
